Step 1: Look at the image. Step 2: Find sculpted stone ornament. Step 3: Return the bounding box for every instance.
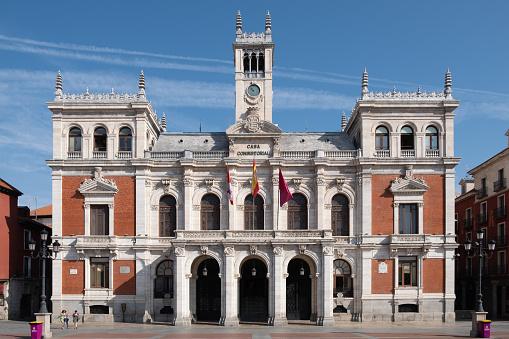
[250,245,257,255]
[79,167,118,194]
[244,111,262,133]
[174,247,185,257]
[299,245,306,254]
[273,246,283,256]
[200,246,208,255]
[323,246,333,255]
[224,246,235,256]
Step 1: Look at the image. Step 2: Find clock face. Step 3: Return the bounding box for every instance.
[247,84,260,97]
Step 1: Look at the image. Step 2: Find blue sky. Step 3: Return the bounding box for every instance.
[1,1,508,209]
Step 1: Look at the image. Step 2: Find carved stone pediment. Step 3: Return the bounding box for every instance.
[226,119,282,135]
[390,177,429,195]
[79,167,118,196]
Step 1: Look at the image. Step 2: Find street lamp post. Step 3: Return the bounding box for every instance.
[463,228,496,313]
[28,229,60,314]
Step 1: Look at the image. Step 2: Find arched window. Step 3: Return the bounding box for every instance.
[94,127,107,152]
[119,127,132,152]
[332,194,349,236]
[154,260,173,298]
[160,195,176,237]
[250,53,258,73]
[258,52,265,72]
[375,126,389,150]
[201,194,220,230]
[69,127,82,152]
[333,259,352,297]
[400,126,414,150]
[243,53,250,73]
[245,194,264,230]
[288,193,308,230]
[425,126,438,150]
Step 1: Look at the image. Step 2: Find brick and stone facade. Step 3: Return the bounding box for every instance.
[47,12,459,325]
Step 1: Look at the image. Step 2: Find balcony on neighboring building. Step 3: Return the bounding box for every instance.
[476,213,488,225]
[477,187,488,199]
[463,218,473,229]
[491,264,507,276]
[493,235,507,247]
[494,178,507,192]
[493,206,507,219]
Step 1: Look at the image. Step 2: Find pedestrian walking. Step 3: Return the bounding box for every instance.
[72,310,79,329]
[59,310,65,329]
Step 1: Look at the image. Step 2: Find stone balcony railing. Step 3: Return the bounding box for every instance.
[174,229,334,240]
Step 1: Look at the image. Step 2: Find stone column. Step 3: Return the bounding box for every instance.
[223,246,239,326]
[271,169,279,230]
[272,246,287,325]
[173,246,191,326]
[316,174,325,230]
[319,245,334,326]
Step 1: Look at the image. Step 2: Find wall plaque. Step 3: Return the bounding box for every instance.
[378,262,388,274]
[120,266,130,274]
[69,269,78,275]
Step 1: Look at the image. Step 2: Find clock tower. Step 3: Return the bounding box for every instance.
[233,11,274,124]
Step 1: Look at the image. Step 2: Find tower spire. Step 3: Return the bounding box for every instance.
[361,68,368,98]
[265,11,271,35]
[236,11,242,36]
[139,70,146,99]
[55,70,63,99]
[444,68,452,99]
[161,113,167,131]
[341,111,347,131]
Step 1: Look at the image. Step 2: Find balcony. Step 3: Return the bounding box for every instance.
[493,206,506,219]
[375,150,390,158]
[425,149,440,157]
[92,151,107,159]
[116,151,132,159]
[494,178,507,192]
[67,151,82,159]
[401,150,415,158]
[334,287,353,298]
[462,218,473,229]
[477,187,488,199]
[493,235,507,247]
[491,264,507,276]
[476,213,488,225]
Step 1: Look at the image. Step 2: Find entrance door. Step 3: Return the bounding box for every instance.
[286,259,311,320]
[196,259,221,321]
[240,259,268,322]
[20,294,32,318]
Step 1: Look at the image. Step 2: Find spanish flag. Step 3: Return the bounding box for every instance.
[252,159,259,197]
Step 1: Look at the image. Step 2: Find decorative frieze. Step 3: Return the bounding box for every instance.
[224,246,235,256]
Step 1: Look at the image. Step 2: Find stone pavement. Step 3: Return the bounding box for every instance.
[2,320,509,339]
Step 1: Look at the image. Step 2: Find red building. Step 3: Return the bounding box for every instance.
[456,130,509,318]
[0,178,53,320]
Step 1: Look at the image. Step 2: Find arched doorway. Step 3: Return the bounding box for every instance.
[286,258,311,320]
[196,258,221,321]
[240,258,268,322]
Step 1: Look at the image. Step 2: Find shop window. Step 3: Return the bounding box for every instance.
[288,193,308,230]
[398,304,418,312]
[201,194,220,230]
[159,195,176,237]
[90,305,109,314]
[244,194,264,230]
[154,260,174,298]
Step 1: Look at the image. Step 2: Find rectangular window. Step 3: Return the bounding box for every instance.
[23,256,31,277]
[24,230,31,250]
[399,204,417,234]
[479,202,488,224]
[90,258,109,288]
[398,257,417,287]
[91,205,109,235]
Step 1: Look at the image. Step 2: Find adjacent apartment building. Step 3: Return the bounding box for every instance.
[47,12,460,325]
[456,130,509,317]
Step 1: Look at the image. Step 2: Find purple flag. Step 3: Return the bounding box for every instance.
[279,168,293,207]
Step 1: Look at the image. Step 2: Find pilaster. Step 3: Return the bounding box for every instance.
[223,247,239,326]
[173,247,191,326]
[272,246,287,326]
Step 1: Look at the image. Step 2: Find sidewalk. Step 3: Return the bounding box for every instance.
[2,319,509,339]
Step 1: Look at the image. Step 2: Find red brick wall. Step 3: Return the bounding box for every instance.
[372,259,394,294]
[61,176,135,236]
[62,260,84,294]
[372,174,445,235]
[113,260,136,295]
[423,259,444,293]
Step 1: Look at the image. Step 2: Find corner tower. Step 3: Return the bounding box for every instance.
[233,11,274,123]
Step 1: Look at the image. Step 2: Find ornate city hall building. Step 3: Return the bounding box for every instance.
[46,12,459,325]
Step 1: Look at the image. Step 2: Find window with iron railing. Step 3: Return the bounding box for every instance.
[494,206,506,219]
[463,218,473,229]
[477,187,488,199]
[494,178,506,192]
[494,235,507,247]
[491,264,507,275]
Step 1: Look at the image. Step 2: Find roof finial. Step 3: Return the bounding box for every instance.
[161,113,167,132]
[341,111,347,131]
[361,68,368,98]
[265,11,271,34]
[111,86,115,95]
[444,68,452,99]
[236,11,242,36]
[55,70,63,99]
[139,70,146,99]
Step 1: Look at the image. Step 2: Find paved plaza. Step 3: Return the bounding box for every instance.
[2,320,509,339]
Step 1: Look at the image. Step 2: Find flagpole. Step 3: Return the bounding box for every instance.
[277,166,280,231]
[253,156,255,231]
